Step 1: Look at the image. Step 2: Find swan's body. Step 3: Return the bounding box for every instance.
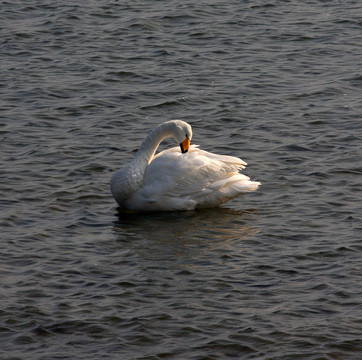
[111,120,260,211]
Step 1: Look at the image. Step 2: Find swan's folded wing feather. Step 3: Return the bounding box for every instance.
[153,145,246,168]
[190,146,247,169]
[144,145,253,202]
[142,148,206,199]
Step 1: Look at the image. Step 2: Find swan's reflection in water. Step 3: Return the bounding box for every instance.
[113,207,260,253]
[112,207,260,291]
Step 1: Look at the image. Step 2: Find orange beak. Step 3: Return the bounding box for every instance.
[180,136,190,153]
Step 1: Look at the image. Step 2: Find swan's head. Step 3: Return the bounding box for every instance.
[170,120,193,154]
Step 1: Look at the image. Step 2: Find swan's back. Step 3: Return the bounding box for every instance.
[136,145,260,210]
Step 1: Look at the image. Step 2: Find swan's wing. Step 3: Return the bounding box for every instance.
[140,145,260,209]
[153,145,247,167]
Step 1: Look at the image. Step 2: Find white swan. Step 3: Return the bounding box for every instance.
[111,120,260,211]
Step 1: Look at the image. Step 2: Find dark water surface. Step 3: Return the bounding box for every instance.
[1,1,361,359]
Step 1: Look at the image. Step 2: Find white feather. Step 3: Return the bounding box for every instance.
[111,121,260,211]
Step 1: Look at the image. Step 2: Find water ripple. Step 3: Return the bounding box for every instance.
[1,0,361,359]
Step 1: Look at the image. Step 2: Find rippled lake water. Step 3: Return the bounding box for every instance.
[1,1,361,359]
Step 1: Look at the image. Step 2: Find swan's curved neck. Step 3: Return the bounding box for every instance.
[133,122,174,166]
[111,121,187,207]
[127,122,175,189]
